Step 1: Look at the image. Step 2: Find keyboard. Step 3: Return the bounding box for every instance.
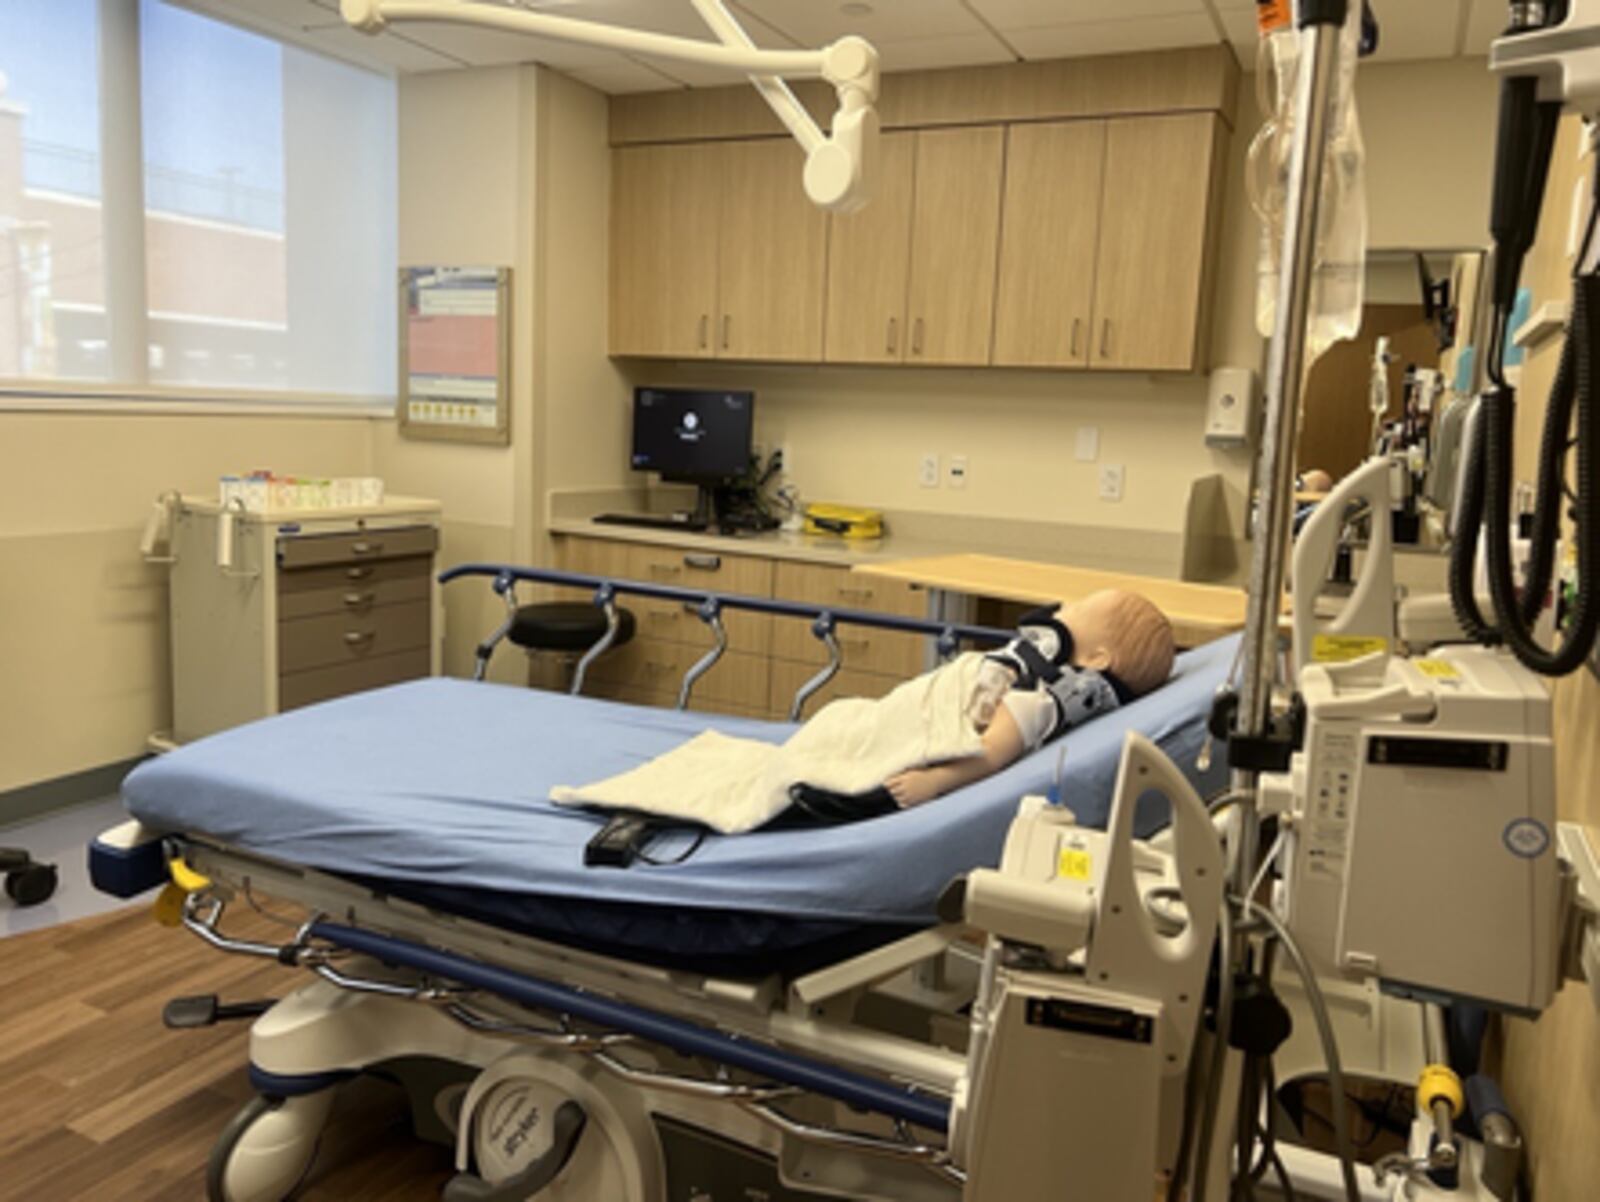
[592,512,709,532]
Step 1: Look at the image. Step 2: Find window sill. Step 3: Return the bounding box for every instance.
[0,382,395,419]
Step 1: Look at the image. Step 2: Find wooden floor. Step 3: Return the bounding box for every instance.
[0,905,456,1200]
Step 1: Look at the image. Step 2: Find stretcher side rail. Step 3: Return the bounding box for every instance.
[176,886,964,1184]
[440,561,1015,715]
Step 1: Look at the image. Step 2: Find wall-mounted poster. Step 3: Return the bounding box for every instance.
[398,266,511,445]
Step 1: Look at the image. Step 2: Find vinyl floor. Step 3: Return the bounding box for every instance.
[0,904,454,1200]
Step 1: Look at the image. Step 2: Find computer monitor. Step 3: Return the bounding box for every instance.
[631,387,754,484]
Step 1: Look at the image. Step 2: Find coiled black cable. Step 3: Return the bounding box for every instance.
[1480,275,1600,675]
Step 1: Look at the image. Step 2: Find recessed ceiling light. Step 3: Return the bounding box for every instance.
[840,2,874,16]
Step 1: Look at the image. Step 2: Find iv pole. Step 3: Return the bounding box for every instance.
[1232,0,1350,899]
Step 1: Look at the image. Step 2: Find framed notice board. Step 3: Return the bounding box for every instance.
[398,266,511,445]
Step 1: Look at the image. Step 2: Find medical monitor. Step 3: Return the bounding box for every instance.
[631,388,754,484]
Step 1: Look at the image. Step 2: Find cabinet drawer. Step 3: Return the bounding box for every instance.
[278,525,438,570]
[555,536,773,652]
[769,660,904,720]
[770,561,926,675]
[279,649,431,712]
[277,557,431,620]
[583,636,770,712]
[278,600,432,675]
[627,543,772,653]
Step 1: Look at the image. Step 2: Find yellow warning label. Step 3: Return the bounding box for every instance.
[1058,848,1093,882]
[1414,659,1461,680]
[1311,634,1390,664]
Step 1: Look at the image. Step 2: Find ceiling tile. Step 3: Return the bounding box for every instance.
[1463,0,1506,55]
[377,20,623,68]
[968,0,1205,30]
[1363,0,1463,62]
[561,60,685,94]
[308,22,465,71]
[876,31,1017,71]
[736,0,990,45]
[1005,13,1220,60]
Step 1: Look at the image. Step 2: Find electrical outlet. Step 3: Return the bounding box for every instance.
[919,452,940,488]
[1099,463,1125,502]
[1076,427,1100,462]
[947,455,968,490]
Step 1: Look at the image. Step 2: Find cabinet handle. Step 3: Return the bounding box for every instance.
[647,609,681,622]
[1070,318,1082,358]
[886,317,897,354]
[648,562,683,577]
[350,540,382,555]
[836,585,874,601]
[684,553,722,571]
[698,314,709,350]
[912,317,925,356]
[721,315,731,350]
[345,566,372,581]
[342,591,375,608]
[1099,319,1111,361]
[343,630,376,646]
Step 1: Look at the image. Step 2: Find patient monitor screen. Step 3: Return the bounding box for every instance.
[632,388,753,483]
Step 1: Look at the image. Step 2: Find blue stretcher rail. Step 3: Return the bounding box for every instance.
[442,561,1017,715]
[439,561,1014,646]
[310,920,954,1134]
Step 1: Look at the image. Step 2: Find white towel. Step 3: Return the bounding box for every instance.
[551,653,988,834]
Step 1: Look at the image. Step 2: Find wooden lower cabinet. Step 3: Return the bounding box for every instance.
[554,535,927,718]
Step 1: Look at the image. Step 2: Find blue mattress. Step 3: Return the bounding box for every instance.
[124,635,1236,971]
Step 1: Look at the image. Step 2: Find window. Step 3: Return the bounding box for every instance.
[0,0,397,400]
[0,0,106,380]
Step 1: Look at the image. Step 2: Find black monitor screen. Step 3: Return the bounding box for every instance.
[631,388,753,482]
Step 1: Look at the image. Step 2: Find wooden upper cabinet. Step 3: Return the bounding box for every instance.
[1090,112,1225,372]
[717,139,829,362]
[993,121,1106,369]
[905,126,1005,367]
[823,131,916,364]
[611,142,722,357]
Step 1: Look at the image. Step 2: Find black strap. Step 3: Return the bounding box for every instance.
[778,783,900,827]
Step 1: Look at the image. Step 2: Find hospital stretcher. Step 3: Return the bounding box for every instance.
[92,563,1237,1201]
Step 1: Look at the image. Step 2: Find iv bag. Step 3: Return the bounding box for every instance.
[1250,4,1368,364]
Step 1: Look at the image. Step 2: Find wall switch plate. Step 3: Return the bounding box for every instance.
[1099,463,1125,502]
[947,455,968,489]
[1076,427,1100,462]
[919,453,940,488]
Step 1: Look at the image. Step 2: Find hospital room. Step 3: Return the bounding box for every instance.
[6,0,1600,1197]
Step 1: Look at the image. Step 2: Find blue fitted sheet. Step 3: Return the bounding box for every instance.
[124,634,1236,934]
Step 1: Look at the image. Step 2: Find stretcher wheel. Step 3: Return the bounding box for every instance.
[4,863,57,907]
[207,1093,330,1202]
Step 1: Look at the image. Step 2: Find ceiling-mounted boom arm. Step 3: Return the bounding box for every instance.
[340,0,879,212]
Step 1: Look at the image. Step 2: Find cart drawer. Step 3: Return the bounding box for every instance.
[279,649,431,711]
[277,558,432,620]
[278,525,438,570]
[278,600,432,675]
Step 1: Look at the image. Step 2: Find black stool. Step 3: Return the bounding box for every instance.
[474,600,636,691]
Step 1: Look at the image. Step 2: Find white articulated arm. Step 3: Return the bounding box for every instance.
[340,0,879,212]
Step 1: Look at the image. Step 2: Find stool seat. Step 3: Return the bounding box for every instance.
[508,601,635,653]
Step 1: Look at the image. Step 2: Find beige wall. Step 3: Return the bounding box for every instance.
[0,412,373,794]
[378,65,623,680]
[378,65,534,682]
[1358,58,1497,252]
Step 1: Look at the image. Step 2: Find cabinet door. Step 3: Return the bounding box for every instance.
[823,131,916,364]
[1090,113,1223,372]
[717,139,829,361]
[905,126,1005,367]
[610,143,721,357]
[992,121,1106,369]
